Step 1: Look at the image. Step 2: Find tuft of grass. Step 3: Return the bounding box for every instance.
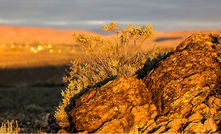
[0,120,20,133]
[54,22,161,128]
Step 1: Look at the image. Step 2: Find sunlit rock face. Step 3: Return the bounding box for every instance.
[70,76,157,133]
[143,33,221,117]
[54,33,221,133]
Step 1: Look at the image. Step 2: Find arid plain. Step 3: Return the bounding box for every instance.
[1,25,221,132]
[1,25,221,69]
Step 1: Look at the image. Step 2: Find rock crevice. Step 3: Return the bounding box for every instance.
[54,33,221,133]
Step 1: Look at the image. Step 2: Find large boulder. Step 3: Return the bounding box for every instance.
[53,33,221,133]
[143,33,221,117]
[70,76,157,133]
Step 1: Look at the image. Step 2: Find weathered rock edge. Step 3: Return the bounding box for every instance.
[53,33,221,133]
[70,76,157,133]
[143,33,221,117]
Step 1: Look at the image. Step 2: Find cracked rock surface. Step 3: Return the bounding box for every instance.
[70,76,157,133]
[55,33,221,133]
[143,33,221,117]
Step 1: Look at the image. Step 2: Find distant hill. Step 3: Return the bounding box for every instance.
[0,25,221,51]
[0,25,98,45]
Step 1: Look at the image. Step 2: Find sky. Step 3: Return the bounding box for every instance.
[0,0,221,34]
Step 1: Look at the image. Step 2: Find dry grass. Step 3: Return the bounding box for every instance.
[0,120,20,134]
[0,86,64,133]
[54,22,164,128]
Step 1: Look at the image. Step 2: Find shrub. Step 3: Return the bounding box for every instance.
[54,22,161,128]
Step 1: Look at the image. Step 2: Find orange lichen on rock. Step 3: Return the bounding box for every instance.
[143,33,221,117]
[70,76,157,133]
[53,33,221,133]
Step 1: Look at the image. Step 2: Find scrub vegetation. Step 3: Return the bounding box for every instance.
[54,22,162,128]
[1,22,166,133]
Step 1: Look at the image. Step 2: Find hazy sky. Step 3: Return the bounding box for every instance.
[0,0,221,33]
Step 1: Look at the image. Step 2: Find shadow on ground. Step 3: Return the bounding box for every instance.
[0,64,70,87]
[0,64,71,113]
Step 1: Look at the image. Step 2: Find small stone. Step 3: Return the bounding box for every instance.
[192,103,210,115]
[39,121,48,128]
[179,104,194,117]
[167,112,182,120]
[213,131,221,134]
[155,122,168,130]
[213,97,221,109]
[57,128,69,134]
[77,131,88,134]
[39,113,50,128]
[143,121,156,133]
[187,112,203,123]
[215,110,221,123]
[184,123,206,133]
[204,107,217,119]
[163,128,178,133]
[207,96,216,108]
[167,118,186,131]
[204,118,217,132]
[209,107,217,117]
[155,115,168,124]
[153,125,166,133]
[130,120,156,133]
[34,130,47,134]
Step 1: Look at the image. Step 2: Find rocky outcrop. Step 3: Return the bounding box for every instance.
[152,96,221,133]
[70,76,157,133]
[54,33,221,133]
[143,33,221,117]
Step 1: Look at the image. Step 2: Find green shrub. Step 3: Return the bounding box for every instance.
[54,22,161,128]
